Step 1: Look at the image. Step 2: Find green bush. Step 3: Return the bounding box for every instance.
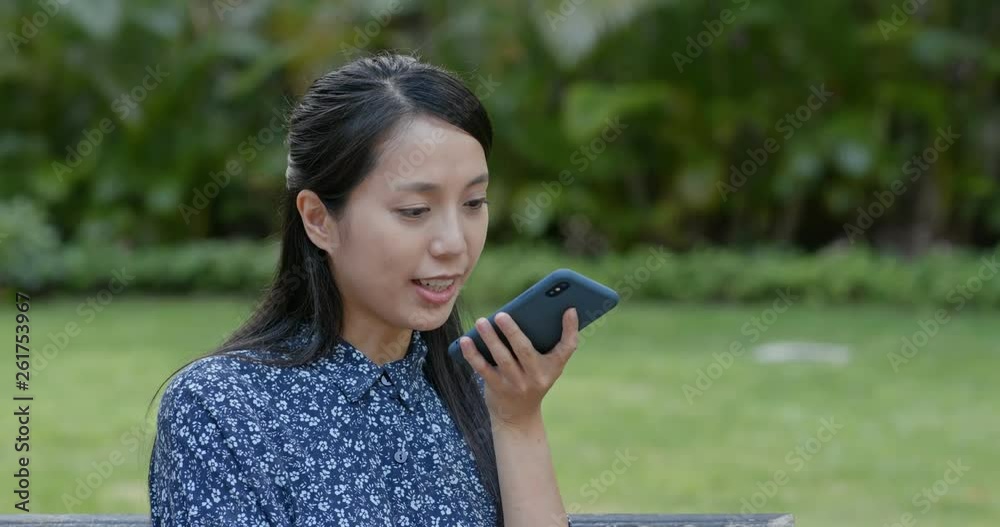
[0,197,62,290]
[4,240,998,309]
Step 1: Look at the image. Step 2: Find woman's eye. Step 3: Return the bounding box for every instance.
[399,208,429,218]
[398,200,487,219]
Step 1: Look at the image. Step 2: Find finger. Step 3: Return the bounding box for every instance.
[551,307,580,363]
[476,316,525,377]
[460,336,503,387]
[494,312,541,369]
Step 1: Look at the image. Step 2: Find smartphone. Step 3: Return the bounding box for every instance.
[448,268,620,368]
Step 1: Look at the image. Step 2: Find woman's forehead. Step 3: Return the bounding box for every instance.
[369,117,488,194]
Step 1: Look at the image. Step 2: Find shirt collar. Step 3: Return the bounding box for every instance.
[322,328,430,412]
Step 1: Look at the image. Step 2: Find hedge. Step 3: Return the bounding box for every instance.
[3,239,999,309]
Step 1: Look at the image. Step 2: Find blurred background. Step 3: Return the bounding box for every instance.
[1,0,998,525]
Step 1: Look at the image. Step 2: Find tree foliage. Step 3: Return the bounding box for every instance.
[3,0,998,255]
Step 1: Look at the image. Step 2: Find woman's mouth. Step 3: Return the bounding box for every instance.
[411,278,458,304]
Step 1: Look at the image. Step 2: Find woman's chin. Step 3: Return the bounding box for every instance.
[406,305,455,331]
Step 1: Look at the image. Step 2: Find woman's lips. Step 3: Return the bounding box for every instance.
[411,279,458,304]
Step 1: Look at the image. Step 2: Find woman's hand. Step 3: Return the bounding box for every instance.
[459,307,579,430]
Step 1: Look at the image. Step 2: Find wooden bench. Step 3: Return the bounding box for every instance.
[0,514,794,526]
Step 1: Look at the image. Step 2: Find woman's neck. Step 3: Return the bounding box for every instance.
[340,320,413,366]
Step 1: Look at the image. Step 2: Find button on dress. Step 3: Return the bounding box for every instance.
[148,325,498,526]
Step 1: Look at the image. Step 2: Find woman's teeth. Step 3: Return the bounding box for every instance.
[416,279,454,291]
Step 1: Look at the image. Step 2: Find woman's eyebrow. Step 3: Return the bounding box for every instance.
[394,173,489,193]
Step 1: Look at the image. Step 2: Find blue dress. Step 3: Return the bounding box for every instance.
[148,325,498,526]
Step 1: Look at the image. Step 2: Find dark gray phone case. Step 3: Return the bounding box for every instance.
[447,268,620,368]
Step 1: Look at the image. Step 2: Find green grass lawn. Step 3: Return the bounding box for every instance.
[1,295,997,526]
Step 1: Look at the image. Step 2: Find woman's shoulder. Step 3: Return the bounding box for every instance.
[159,350,280,418]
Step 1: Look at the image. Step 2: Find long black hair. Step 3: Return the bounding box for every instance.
[148,52,502,525]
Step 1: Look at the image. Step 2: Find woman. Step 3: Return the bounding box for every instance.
[147,53,578,527]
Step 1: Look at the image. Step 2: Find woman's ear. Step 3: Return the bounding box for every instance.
[296,190,340,252]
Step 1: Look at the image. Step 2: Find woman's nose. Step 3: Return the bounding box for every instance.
[431,213,466,256]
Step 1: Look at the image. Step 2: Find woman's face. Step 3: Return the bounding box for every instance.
[321,115,490,334]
